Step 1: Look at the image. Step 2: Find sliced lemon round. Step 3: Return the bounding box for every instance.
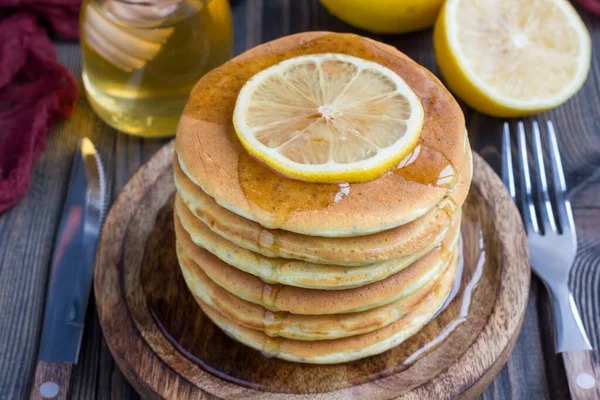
[232,53,424,183]
[434,0,591,117]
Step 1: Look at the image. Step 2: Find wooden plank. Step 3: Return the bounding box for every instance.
[70,303,103,399]
[0,41,117,398]
[571,171,600,210]
[245,0,263,48]
[572,209,600,350]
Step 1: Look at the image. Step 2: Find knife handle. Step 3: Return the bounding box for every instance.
[563,350,600,400]
[30,361,73,400]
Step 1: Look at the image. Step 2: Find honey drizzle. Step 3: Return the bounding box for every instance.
[237,152,339,226]
[261,283,283,309]
[261,336,284,359]
[392,144,457,189]
[238,140,457,226]
[260,305,285,357]
[262,310,285,337]
[435,240,452,262]
[257,229,277,251]
[437,197,459,219]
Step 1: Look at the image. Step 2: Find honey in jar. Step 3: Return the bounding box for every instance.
[80,0,233,137]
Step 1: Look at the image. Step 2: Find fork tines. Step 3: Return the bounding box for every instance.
[502,121,576,241]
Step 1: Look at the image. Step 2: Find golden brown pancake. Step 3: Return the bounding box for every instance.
[195,251,458,364]
[175,218,459,315]
[178,243,455,341]
[174,148,472,266]
[175,31,467,236]
[176,195,461,289]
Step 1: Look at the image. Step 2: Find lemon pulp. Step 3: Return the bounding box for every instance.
[233,53,424,183]
[434,0,591,117]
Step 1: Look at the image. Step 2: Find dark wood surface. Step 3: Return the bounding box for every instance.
[92,138,529,399]
[0,0,598,399]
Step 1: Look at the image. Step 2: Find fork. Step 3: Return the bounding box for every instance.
[503,121,599,399]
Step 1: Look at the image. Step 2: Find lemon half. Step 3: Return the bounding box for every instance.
[233,54,424,183]
[434,0,591,117]
[320,0,445,34]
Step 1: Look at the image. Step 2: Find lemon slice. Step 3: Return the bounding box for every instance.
[434,0,591,117]
[233,54,424,183]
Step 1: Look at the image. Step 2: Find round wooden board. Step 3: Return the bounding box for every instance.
[95,140,530,400]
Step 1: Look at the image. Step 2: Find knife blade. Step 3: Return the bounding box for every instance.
[30,138,107,400]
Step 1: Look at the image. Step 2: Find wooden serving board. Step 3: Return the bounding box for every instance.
[94,141,530,399]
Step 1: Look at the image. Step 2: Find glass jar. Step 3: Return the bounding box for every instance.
[80,0,233,137]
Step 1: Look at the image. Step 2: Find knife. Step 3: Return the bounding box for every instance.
[30,138,107,400]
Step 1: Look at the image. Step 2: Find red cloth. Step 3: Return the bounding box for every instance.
[0,0,80,39]
[0,5,78,213]
[574,0,600,17]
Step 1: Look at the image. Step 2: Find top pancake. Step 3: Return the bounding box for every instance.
[176,31,467,237]
[175,149,471,266]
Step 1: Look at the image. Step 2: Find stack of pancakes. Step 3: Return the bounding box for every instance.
[173,32,472,364]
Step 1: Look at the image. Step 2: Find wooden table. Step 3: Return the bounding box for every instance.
[1,1,598,399]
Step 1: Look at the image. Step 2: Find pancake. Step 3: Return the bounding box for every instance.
[175,219,459,315]
[176,195,461,289]
[174,147,472,266]
[178,243,456,341]
[180,248,456,341]
[175,31,468,237]
[196,250,458,364]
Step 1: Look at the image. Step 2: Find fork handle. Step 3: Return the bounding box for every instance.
[562,351,600,399]
[549,287,598,399]
[549,286,592,353]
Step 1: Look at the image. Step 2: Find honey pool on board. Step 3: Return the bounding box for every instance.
[80,0,232,137]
